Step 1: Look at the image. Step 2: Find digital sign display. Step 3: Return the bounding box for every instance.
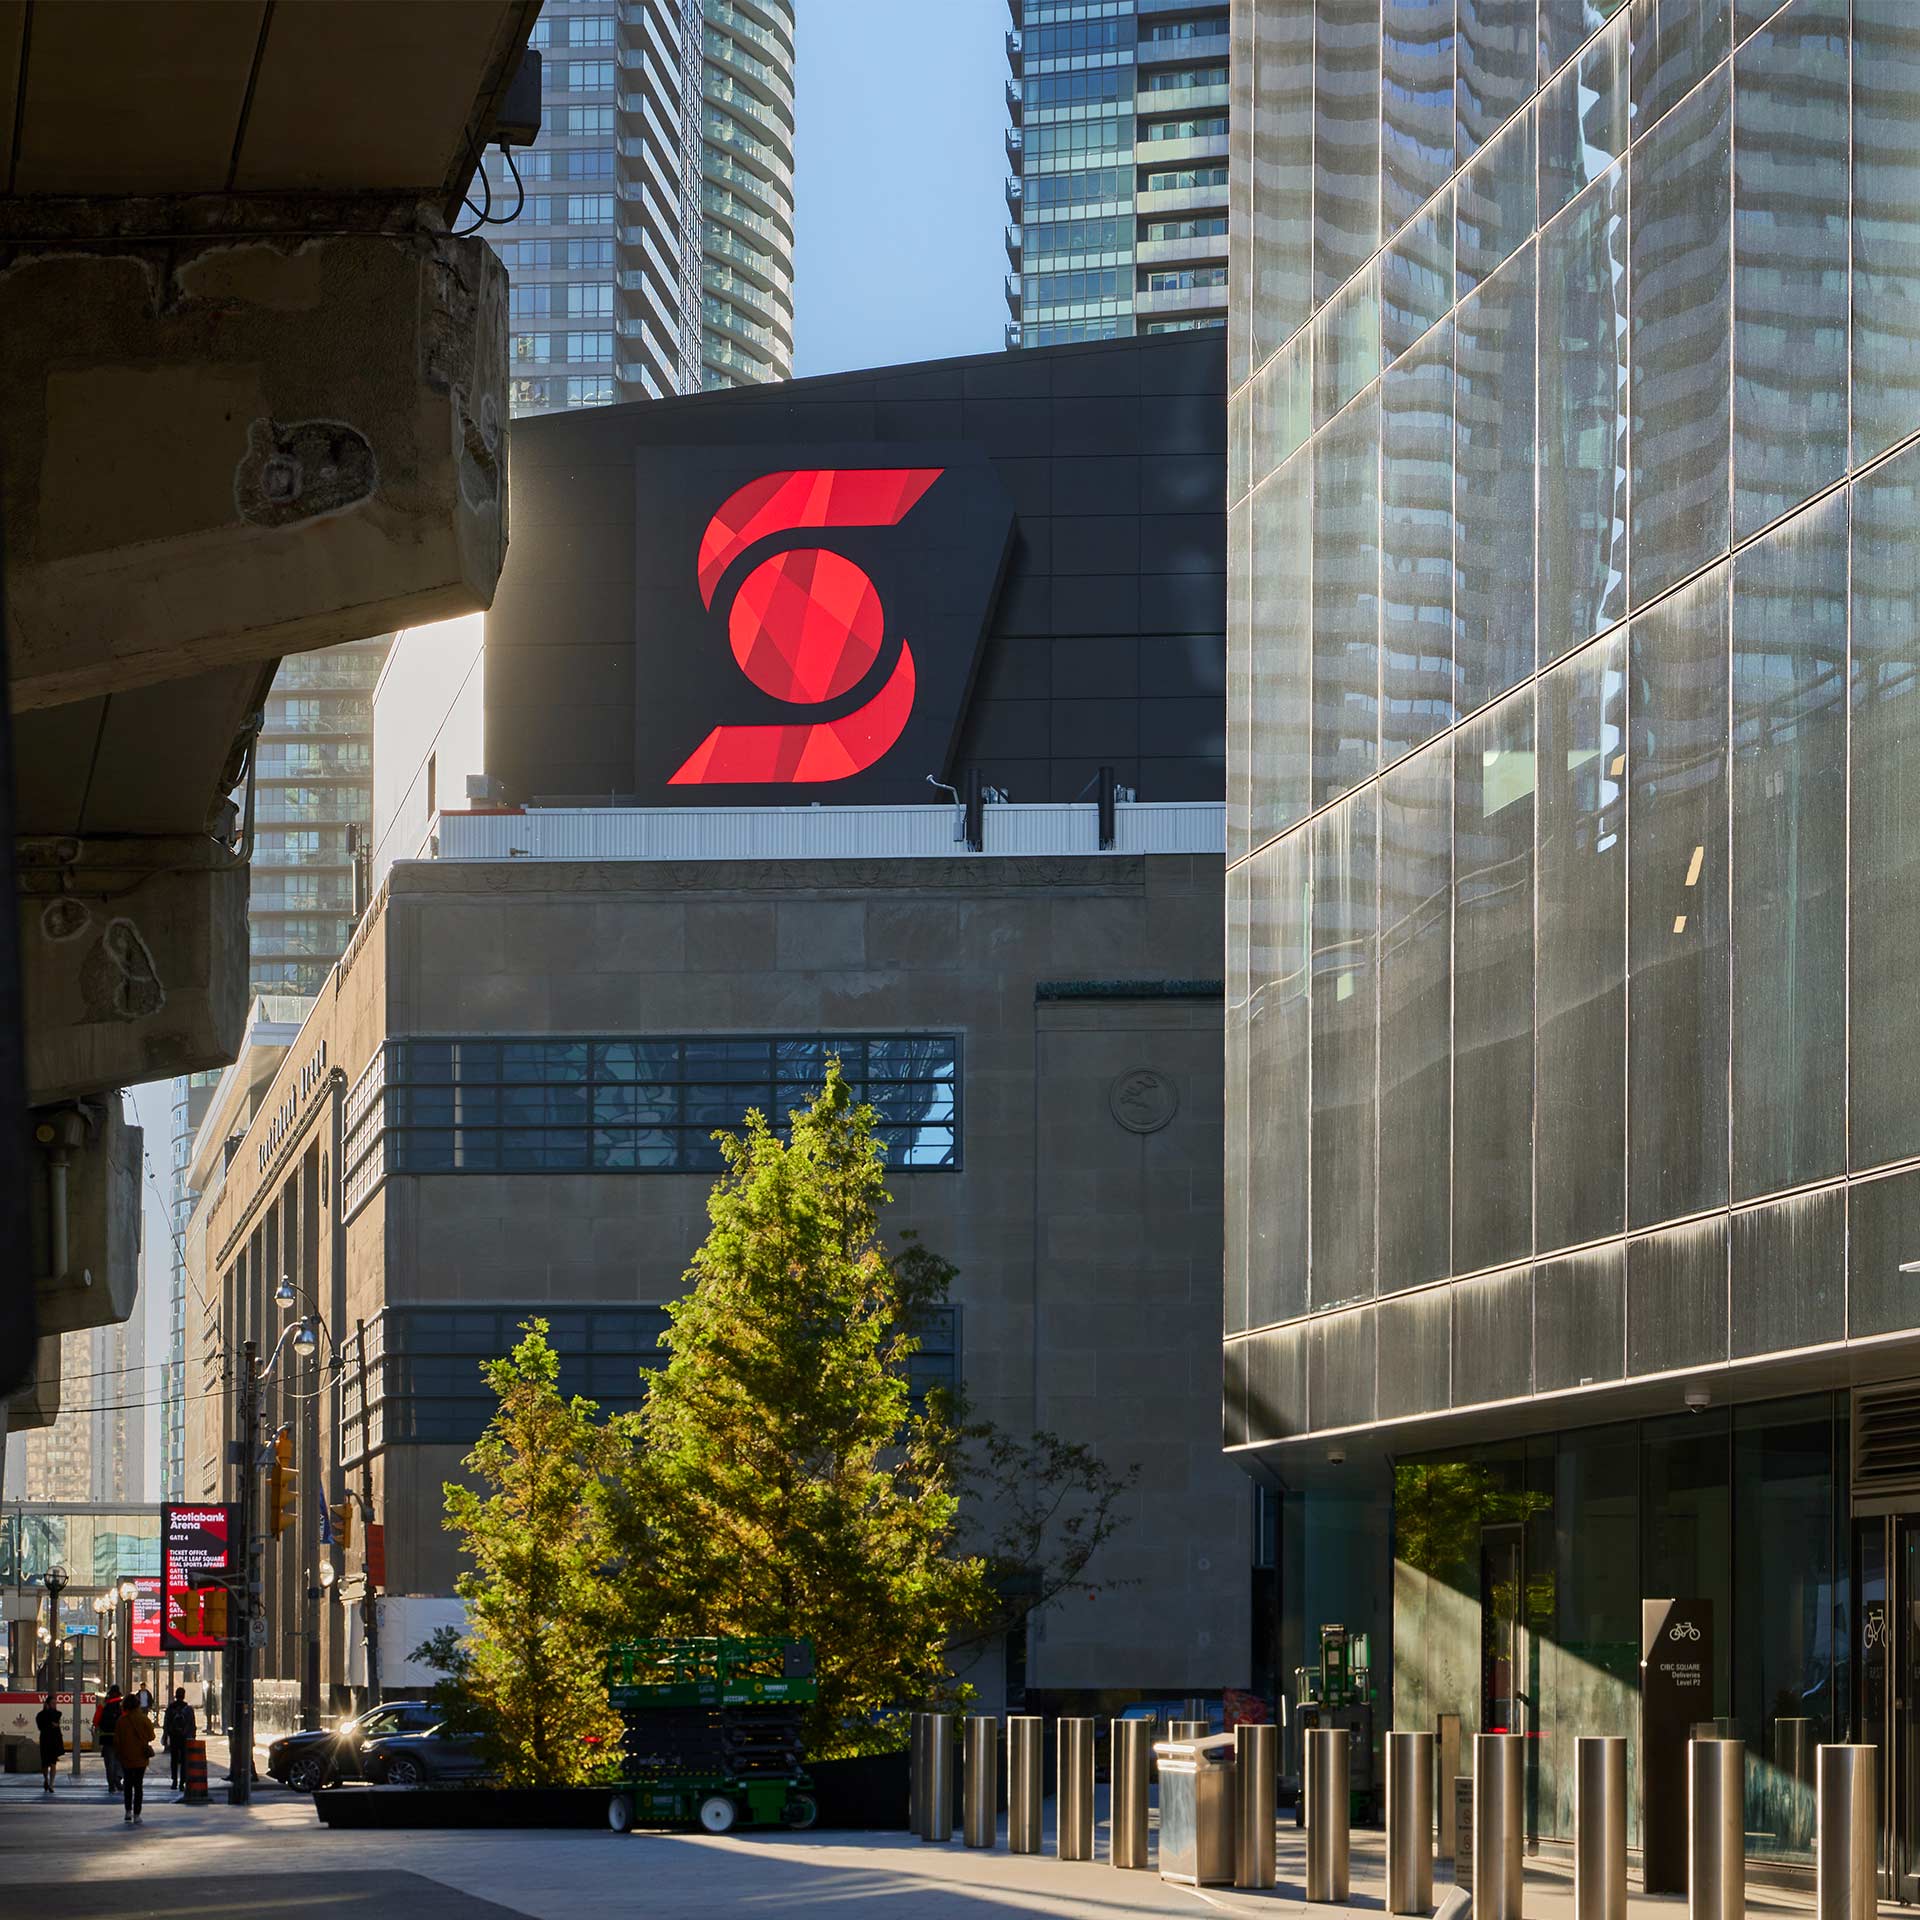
[131,1575,162,1660]
[161,1504,234,1653]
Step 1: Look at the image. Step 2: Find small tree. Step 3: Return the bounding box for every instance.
[607,1064,992,1755]
[440,1319,626,1785]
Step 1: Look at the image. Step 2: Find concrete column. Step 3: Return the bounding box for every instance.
[3,231,508,712]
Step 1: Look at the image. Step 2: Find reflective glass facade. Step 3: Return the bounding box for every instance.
[1227,0,1920,1426]
[489,0,794,415]
[1227,0,1920,1859]
[1005,0,1230,347]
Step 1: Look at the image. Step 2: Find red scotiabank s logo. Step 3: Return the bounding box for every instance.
[668,467,944,786]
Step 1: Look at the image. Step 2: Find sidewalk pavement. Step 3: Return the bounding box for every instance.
[0,1767,1891,1920]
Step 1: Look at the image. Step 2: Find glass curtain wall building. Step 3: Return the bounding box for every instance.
[1225,0,1920,1878]
[488,0,793,416]
[160,636,388,1499]
[1005,0,1230,347]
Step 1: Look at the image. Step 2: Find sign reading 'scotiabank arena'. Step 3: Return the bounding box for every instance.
[630,444,1015,807]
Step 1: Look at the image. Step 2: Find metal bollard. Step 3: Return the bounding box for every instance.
[1172,1718,1211,1741]
[1688,1738,1743,1920]
[909,1712,930,1835]
[1306,1725,1351,1904]
[1387,1731,1434,1915]
[1816,1745,1876,1920]
[1111,1718,1154,1870]
[1008,1715,1044,1854]
[964,1716,997,1849]
[1574,1736,1627,1920]
[1775,1719,1815,1852]
[1058,1717,1096,1861]
[922,1712,954,1843]
[1473,1733,1524,1920]
[1236,1722,1278,1889]
[1436,1714,1461,1862]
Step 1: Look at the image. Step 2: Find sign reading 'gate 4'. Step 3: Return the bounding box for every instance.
[1640,1597,1715,1895]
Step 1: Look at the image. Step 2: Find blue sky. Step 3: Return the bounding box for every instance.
[792,0,1010,377]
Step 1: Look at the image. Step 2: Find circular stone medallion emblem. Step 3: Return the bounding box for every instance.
[1108,1067,1179,1135]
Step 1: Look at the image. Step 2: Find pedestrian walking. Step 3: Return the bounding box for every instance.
[35,1694,64,1794]
[113,1694,155,1826]
[162,1689,196,1794]
[95,1686,125,1797]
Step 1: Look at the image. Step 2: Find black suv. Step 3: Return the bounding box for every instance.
[266,1701,440,1792]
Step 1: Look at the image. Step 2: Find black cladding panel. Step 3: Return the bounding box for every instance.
[485,332,1226,807]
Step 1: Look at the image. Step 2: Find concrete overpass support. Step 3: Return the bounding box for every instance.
[2,226,508,710]
[18,832,249,1106]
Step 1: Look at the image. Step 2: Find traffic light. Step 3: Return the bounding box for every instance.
[329,1499,354,1549]
[201,1587,227,1640]
[268,1425,297,1537]
[178,1589,200,1638]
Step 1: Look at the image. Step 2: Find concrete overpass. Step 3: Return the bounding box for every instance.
[0,0,539,1431]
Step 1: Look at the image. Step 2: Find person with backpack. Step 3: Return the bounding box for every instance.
[94,1686,125,1797]
[162,1689,196,1793]
[113,1693,155,1825]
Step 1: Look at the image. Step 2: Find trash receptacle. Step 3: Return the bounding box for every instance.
[1155,1732,1238,1887]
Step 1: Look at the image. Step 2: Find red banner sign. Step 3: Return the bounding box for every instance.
[131,1575,162,1660]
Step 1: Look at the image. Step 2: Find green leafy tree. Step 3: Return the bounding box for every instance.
[440,1319,627,1785]
[1394,1460,1550,1585]
[606,1064,993,1756]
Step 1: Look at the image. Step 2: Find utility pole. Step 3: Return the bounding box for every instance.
[355,1318,381,1706]
[228,1338,257,1805]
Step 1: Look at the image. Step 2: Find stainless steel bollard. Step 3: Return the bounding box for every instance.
[1436,1714,1462,1862]
[1574,1736,1627,1920]
[909,1711,930,1835]
[1172,1718,1211,1741]
[1058,1717,1096,1861]
[1236,1723,1279,1889]
[1688,1738,1743,1920]
[1387,1731,1434,1915]
[1816,1745,1876,1920]
[964,1716,997,1849]
[1008,1715,1044,1854]
[1473,1734,1524,1920]
[922,1712,954,1843]
[1111,1718,1154,1870]
[1306,1725,1351,1903]
[1775,1719,1815,1852]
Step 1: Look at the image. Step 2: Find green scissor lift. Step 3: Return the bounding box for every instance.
[603,1635,819,1835]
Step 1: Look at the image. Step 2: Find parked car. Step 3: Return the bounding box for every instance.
[360,1723,490,1785]
[266,1700,440,1792]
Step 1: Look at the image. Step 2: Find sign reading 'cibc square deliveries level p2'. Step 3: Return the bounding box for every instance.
[1640,1597,1715,1895]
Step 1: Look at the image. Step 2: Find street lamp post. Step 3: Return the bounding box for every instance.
[276,1275,339,1733]
[118,1578,138,1694]
[228,1309,326,1804]
[43,1565,77,1779]
[92,1594,111,1700]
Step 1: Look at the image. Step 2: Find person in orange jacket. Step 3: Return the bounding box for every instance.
[112,1694,155,1825]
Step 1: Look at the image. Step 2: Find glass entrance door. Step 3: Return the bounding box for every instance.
[1856,1514,1920,1901]
[1482,1523,1523,1735]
